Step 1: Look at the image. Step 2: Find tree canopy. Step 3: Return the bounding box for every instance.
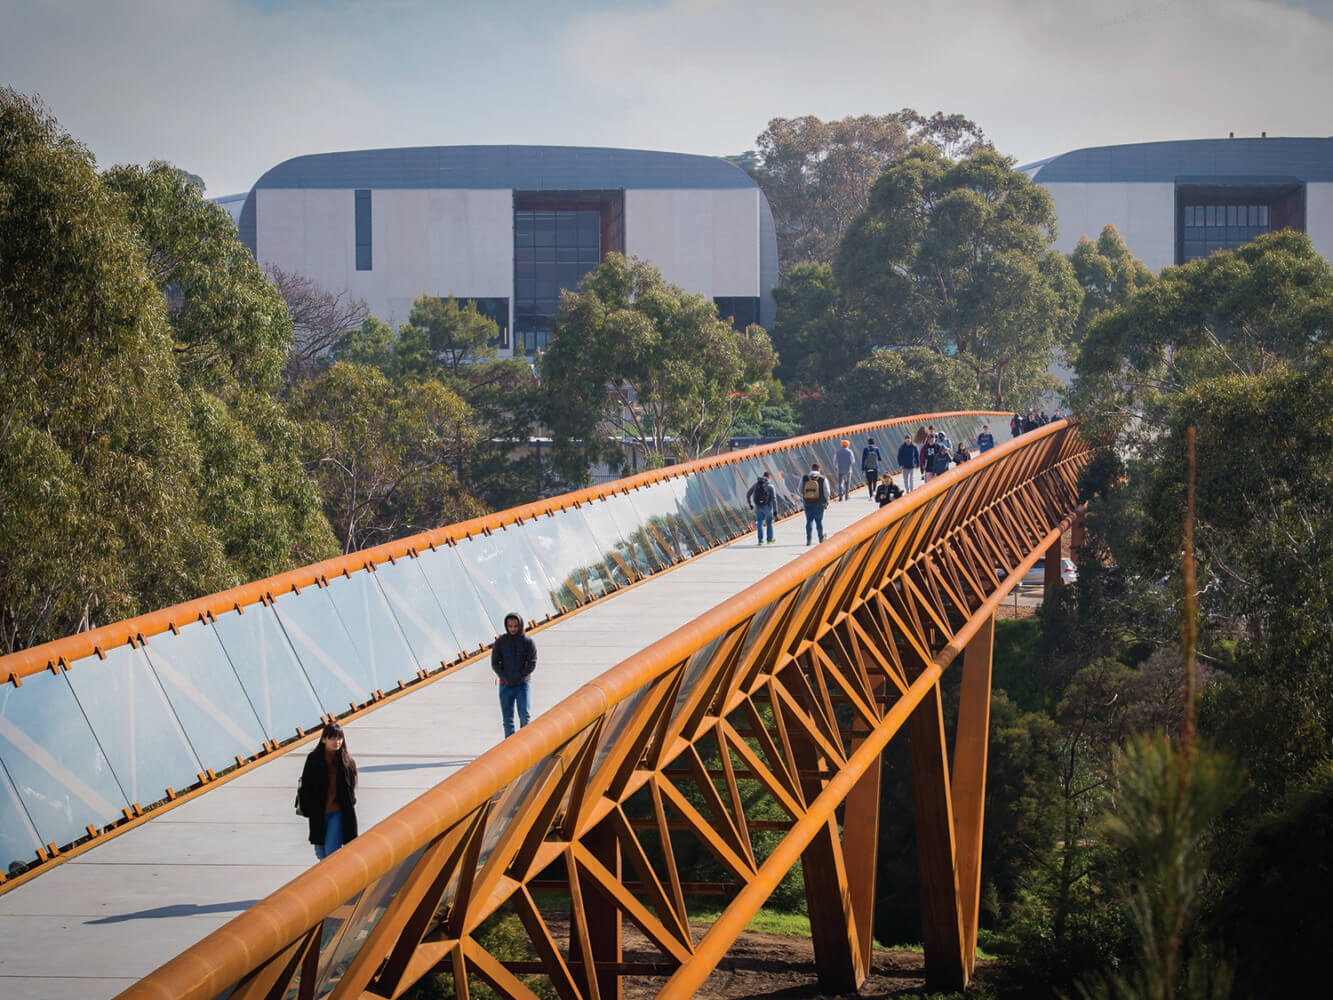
[539,254,777,477]
[1071,229,1333,434]
[751,110,988,274]
[811,145,1081,410]
[0,88,338,651]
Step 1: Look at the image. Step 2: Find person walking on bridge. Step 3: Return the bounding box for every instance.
[860,437,883,500]
[746,470,776,545]
[897,435,918,493]
[492,612,537,737]
[298,722,359,861]
[801,462,830,545]
[833,439,855,501]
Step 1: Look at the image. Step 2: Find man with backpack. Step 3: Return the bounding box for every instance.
[860,437,883,500]
[746,470,776,545]
[801,462,831,545]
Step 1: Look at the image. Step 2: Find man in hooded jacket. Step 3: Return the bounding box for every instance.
[492,613,537,737]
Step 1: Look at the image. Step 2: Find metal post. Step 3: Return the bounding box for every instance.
[908,678,967,989]
[1043,534,1063,598]
[951,613,994,976]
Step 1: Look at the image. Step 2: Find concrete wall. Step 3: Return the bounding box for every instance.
[1306,183,1333,261]
[255,188,514,328]
[1039,181,1177,272]
[624,189,761,298]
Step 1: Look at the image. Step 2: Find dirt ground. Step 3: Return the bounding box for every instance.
[619,925,1000,999]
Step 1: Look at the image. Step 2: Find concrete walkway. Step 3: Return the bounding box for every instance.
[0,488,892,999]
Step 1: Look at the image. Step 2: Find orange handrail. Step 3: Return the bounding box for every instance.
[0,411,1007,682]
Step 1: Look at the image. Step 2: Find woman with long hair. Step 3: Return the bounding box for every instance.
[298,722,359,860]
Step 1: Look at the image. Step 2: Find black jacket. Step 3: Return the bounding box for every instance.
[897,442,918,469]
[492,628,537,686]
[299,748,359,846]
[875,480,903,506]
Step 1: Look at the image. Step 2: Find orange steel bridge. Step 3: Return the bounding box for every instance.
[4,415,1095,998]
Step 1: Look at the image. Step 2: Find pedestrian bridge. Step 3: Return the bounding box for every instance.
[0,412,1093,999]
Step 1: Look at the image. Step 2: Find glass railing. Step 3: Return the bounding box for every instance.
[0,412,1006,880]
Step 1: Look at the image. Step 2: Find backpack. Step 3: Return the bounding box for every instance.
[752,479,773,506]
[802,474,826,503]
[861,446,879,471]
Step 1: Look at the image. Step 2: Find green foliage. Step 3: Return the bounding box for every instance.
[799,345,984,433]
[293,362,486,552]
[769,261,845,388]
[1071,229,1333,435]
[402,294,499,376]
[1069,224,1155,340]
[1,88,340,650]
[1074,735,1238,1000]
[1215,761,1333,998]
[752,110,988,272]
[331,315,397,372]
[103,161,292,393]
[540,253,777,478]
[835,146,1081,409]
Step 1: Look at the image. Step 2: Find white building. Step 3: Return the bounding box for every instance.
[1023,136,1333,272]
[235,145,779,355]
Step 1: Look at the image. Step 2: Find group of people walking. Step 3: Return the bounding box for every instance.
[298,420,1016,863]
[1011,409,1060,436]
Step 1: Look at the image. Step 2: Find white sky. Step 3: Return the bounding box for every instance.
[3,0,1331,196]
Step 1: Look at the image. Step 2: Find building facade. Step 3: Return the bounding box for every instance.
[1023,137,1333,272]
[236,145,778,355]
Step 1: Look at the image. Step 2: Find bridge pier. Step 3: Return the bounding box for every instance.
[907,611,995,991]
[1044,534,1063,596]
[800,675,885,992]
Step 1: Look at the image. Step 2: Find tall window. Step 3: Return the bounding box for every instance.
[513,208,601,355]
[355,189,372,271]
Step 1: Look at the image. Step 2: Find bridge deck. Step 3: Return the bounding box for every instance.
[0,489,893,999]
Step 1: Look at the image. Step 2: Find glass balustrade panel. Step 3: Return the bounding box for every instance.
[142,619,267,774]
[323,570,422,692]
[372,556,465,673]
[212,602,325,742]
[64,643,203,809]
[271,587,375,717]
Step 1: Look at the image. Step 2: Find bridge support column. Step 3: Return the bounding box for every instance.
[801,675,884,992]
[951,612,994,978]
[582,821,622,1000]
[1069,512,1085,566]
[908,676,967,991]
[1043,534,1063,599]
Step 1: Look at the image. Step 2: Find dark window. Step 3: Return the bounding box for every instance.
[713,297,761,331]
[355,190,372,271]
[1177,184,1304,264]
[514,203,608,355]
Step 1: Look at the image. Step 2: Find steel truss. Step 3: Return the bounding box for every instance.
[125,421,1094,1000]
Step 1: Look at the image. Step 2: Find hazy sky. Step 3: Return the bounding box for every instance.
[3,0,1330,196]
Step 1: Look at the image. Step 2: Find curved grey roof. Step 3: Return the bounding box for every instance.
[248,144,758,192]
[1025,137,1333,183]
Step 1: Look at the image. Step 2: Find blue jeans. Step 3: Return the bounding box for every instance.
[754,503,774,542]
[499,681,530,737]
[804,505,825,542]
[315,810,344,860]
